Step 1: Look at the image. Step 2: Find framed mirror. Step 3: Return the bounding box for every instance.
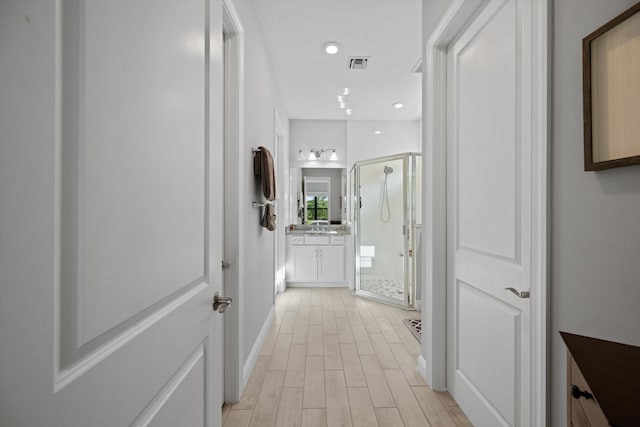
[303,176,330,223]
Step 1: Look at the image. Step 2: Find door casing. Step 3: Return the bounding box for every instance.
[222,0,244,404]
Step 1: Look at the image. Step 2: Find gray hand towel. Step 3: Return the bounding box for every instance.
[261,204,276,231]
[253,146,276,201]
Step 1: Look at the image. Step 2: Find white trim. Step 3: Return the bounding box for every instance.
[222,0,244,404]
[242,306,275,389]
[274,109,287,296]
[286,282,349,288]
[417,355,428,381]
[422,0,548,422]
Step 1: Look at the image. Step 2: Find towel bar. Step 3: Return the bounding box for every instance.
[252,201,275,207]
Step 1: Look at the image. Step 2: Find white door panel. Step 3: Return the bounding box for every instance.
[0,1,223,426]
[455,0,518,261]
[447,0,533,426]
[72,0,207,344]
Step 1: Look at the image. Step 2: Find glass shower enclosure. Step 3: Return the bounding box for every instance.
[351,153,421,310]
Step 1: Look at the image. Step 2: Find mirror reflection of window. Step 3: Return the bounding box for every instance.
[303,176,331,223]
[306,194,329,221]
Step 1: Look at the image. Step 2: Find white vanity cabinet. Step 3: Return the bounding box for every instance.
[286,234,347,285]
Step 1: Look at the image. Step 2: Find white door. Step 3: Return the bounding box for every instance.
[0,1,224,426]
[446,0,538,425]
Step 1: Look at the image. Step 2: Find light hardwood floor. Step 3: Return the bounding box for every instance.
[222,287,472,427]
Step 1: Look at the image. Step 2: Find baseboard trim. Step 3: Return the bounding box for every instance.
[415,299,422,311]
[286,282,349,288]
[242,305,275,390]
[418,355,429,385]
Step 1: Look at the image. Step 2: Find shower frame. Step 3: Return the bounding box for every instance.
[351,152,421,310]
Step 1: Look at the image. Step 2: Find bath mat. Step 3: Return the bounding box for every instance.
[403,319,422,343]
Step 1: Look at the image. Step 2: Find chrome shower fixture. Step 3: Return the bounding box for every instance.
[384,166,394,175]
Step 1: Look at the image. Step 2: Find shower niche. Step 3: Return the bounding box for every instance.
[351,153,421,310]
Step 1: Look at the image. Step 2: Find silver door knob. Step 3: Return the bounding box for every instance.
[505,287,530,299]
[221,260,231,270]
[213,292,232,313]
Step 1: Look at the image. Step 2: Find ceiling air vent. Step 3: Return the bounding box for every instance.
[348,57,369,70]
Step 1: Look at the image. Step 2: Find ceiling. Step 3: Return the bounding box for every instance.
[250,0,422,121]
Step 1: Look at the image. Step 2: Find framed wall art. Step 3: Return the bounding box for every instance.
[583,1,640,171]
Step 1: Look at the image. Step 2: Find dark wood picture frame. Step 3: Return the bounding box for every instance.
[583,1,640,171]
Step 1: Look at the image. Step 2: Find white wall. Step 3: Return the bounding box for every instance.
[423,0,640,424]
[346,120,421,169]
[232,0,289,371]
[552,0,640,424]
[290,119,347,168]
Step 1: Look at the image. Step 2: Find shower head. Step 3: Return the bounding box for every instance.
[384,166,394,175]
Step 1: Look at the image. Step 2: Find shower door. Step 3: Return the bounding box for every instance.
[354,153,421,309]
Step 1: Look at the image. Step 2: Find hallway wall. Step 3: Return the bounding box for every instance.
[232,0,290,373]
[551,0,640,424]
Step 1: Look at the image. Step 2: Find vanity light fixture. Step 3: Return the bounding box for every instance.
[346,109,353,116]
[342,88,350,96]
[339,102,346,109]
[392,102,404,109]
[307,148,338,161]
[297,149,306,161]
[323,42,341,55]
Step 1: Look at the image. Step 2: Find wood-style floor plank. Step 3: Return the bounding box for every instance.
[284,343,307,388]
[325,370,353,427]
[301,409,327,427]
[268,334,292,371]
[447,406,473,427]
[350,323,375,356]
[411,386,457,427]
[275,388,303,427]
[323,333,343,370]
[248,370,285,427]
[222,409,253,427]
[303,356,325,408]
[230,356,270,410]
[307,325,324,356]
[383,369,430,427]
[374,408,405,427]
[340,343,367,387]
[369,333,400,369]
[360,355,395,408]
[347,387,379,427]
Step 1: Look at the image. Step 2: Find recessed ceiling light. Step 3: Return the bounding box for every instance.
[339,102,346,109]
[374,130,382,135]
[323,42,341,55]
[392,102,404,109]
[346,109,352,116]
[342,88,350,96]
[337,95,344,102]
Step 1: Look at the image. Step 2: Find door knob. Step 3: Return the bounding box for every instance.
[505,288,530,299]
[221,260,231,270]
[213,292,232,313]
